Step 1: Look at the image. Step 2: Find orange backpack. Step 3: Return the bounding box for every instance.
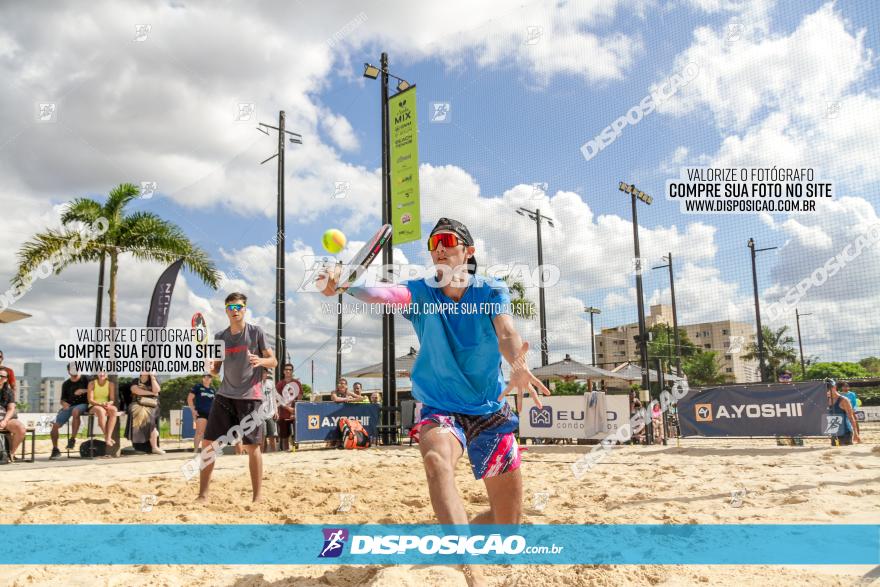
[338,417,370,449]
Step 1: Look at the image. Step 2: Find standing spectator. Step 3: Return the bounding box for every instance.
[87,370,118,450]
[275,363,302,451]
[0,350,16,394]
[840,382,860,414]
[827,379,861,446]
[129,371,163,455]
[0,367,25,461]
[778,370,793,383]
[187,373,215,451]
[261,370,278,453]
[49,364,90,459]
[369,392,380,405]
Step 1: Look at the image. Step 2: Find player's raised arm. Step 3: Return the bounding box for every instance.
[493,314,551,409]
[315,264,412,307]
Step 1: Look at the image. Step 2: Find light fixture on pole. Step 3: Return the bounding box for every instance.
[516,207,555,368]
[619,181,652,396]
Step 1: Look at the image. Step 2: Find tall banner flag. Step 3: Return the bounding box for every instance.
[146,258,184,327]
[389,85,421,245]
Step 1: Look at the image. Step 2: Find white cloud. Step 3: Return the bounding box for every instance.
[661,3,872,131]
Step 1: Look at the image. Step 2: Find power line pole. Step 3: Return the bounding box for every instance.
[584,306,601,366]
[652,253,682,377]
[516,207,555,367]
[257,112,302,383]
[747,238,777,382]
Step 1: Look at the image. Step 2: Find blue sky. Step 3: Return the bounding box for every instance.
[1,0,878,385]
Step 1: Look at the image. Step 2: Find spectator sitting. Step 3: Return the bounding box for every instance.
[651,402,664,444]
[87,370,118,452]
[0,368,25,461]
[49,364,90,459]
[129,371,163,455]
[369,392,380,405]
[0,350,16,396]
[631,399,646,444]
[187,373,215,451]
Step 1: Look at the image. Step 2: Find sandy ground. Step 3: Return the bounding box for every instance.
[1,437,878,586]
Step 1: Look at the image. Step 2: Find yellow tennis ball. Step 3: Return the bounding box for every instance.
[322,229,346,254]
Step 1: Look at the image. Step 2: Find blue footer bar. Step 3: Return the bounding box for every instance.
[2,524,878,565]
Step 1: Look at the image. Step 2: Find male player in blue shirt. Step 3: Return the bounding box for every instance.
[319,218,550,582]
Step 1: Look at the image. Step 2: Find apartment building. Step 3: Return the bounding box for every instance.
[594,304,759,383]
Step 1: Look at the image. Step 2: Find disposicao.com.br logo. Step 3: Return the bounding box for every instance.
[318,528,563,558]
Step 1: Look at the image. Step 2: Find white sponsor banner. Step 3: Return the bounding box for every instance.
[170,409,183,436]
[858,406,880,422]
[14,413,57,434]
[589,395,630,440]
[517,394,605,439]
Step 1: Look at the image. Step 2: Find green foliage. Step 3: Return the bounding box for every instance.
[682,351,732,386]
[804,362,870,381]
[858,356,880,376]
[501,275,536,319]
[741,325,797,381]
[857,387,880,406]
[648,324,698,372]
[552,380,587,395]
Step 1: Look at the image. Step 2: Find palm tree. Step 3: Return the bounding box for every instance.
[502,275,536,319]
[741,325,798,382]
[13,183,220,328]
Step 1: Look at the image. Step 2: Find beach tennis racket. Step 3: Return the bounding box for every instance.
[333,223,393,293]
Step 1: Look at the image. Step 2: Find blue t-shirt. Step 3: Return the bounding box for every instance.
[402,274,512,415]
[845,391,858,411]
[190,383,215,414]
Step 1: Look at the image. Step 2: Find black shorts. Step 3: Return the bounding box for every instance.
[197,410,210,420]
[204,395,264,446]
[831,432,853,446]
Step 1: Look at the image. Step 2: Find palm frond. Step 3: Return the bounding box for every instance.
[61,198,105,226]
[103,183,141,220]
[116,212,220,289]
[12,229,104,289]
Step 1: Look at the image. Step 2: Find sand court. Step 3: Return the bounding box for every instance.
[1,440,877,586]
